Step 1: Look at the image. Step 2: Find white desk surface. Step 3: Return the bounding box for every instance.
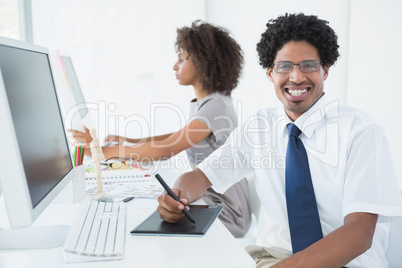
[0,167,256,268]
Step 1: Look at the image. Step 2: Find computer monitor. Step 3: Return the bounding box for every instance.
[51,51,96,133]
[0,36,79,249]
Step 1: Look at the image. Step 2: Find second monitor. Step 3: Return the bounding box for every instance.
[52,52,96,134]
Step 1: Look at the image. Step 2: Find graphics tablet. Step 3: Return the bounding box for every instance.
[130,205,223,237]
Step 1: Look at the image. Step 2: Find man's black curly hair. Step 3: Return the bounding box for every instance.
[176,20,243,96]
[257,13,339,69]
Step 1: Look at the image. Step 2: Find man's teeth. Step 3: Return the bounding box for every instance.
[288,88,307,96]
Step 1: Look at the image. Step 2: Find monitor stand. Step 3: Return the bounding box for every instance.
[0,194,69,250]
[0,225,70,249]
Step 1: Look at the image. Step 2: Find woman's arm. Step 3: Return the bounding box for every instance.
[69,119,212,161]
[103,119,212,160]
[105,133,174,144]
[126,133,174,143]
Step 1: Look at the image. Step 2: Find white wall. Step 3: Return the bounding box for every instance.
[347,0,402,187]
[31,0,402,187]
[32,0,205,140]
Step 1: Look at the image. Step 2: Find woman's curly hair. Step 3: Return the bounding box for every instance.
[257,13,340,69]
[176,20,243,96]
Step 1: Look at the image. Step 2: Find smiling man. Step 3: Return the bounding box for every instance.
[157,13,402,267]
[267,41,328,121]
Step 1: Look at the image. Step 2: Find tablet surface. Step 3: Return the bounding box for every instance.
[130,205,223,237]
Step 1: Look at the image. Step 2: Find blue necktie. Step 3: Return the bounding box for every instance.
[286,123,323,253]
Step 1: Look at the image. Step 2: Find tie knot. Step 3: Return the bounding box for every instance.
[288,123,301,137]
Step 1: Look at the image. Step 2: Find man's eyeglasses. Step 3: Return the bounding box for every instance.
[101,157,132,169]
[272,60,322,74]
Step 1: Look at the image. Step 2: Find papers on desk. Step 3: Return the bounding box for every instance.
[85,164,164,200]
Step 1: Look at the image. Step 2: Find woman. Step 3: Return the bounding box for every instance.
[70,20,251,237]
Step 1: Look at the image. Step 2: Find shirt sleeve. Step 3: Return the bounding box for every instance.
[198,125,255,194]
[190,97,237,141]
[343,122,402,222]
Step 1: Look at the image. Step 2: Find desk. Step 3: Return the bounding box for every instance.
[0,166,256,268]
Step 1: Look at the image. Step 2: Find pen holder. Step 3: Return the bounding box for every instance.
[73,146,85,166]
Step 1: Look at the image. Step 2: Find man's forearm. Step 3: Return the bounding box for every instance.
[273,212,378,268]
[173,168,212,203]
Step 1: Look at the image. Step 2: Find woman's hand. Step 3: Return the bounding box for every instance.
[104,134,126,146]
[67,125,92,147]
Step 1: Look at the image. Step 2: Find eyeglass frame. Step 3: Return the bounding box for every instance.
[101,157,132,169]
[271,60,323,74]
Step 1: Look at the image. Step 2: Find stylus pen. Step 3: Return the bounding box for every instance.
[155,173,196,224]
[122,196,135,203]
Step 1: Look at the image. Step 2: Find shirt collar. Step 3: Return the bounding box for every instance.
[278,109,292,139]
[278,94,336,139]
[191,92,219,106]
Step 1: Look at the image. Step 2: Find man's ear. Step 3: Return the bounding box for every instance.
[267,68,274,82]
[323,65,329,81]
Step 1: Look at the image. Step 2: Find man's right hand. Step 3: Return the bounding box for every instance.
[157,188,192,223]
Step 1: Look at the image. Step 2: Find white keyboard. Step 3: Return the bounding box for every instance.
[63,199,126,262]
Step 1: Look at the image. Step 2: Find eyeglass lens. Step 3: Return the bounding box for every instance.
[274,60,321,73]
[110,162,123,169]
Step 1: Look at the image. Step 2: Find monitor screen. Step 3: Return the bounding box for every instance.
[0,39,72,209]
[60,56,88,120]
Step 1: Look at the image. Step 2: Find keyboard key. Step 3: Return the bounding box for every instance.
[63,199,126,262]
